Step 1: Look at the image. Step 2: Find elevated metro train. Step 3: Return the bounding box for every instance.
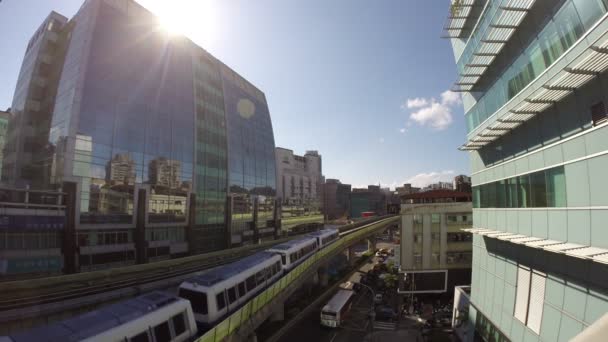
[179,228,340,326]
[0,292,197,342]
[1,228,343,341]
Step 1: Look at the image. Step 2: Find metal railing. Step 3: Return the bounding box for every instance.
[195,216,398,342]
[0,187,65,210]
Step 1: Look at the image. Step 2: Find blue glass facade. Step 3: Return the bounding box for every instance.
[74,2,194,224]
[31,0,278,258]
[464,0,608,133]
[222,67,277,234]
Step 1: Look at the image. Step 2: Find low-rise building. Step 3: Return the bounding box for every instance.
[399,190,473,292]
[275,148,323,209]
[453,175,472,193]
[396,183,420,197]
[421,181,454,192]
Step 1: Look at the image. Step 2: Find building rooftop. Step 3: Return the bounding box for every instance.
[402,189,472,203]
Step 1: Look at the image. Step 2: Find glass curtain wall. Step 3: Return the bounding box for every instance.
[465,0,608,132]
[223,67,276,235]
[193,52,228,226]
[73,3,194,224]
[472,166,566,208]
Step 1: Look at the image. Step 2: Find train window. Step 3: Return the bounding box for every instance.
[216,292,226,310]
[130,331,150,342]
[281,255,286,265]
[246,275,256,291]
[178,288,207,315]
[256,271,265,284]
[238,282,246,296]
[171,313,186,336]
[228,287,237,304]
[153,321,171,342]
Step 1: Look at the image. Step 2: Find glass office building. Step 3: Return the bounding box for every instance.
[7,0,277,270]
[446,0,608,341]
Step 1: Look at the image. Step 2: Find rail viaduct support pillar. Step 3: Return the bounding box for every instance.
[317,265,329,287]
[347,246,356,267]
[270,303,285,322]
[367,236,376,253]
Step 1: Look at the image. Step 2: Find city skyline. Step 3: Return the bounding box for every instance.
[0,0,468,189]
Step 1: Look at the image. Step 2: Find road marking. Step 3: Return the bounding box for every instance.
[373,321,397,331]
[329,332,337,342]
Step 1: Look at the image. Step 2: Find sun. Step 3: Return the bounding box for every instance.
[160,13,187,36]
[143,0,217,46]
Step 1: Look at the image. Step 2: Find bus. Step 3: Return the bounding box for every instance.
[320,282,355,328]
[361,211,376,218]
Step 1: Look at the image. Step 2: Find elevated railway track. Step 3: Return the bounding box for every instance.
[0,216,396,319]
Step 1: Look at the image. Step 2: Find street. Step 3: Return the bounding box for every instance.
[277,239,425,342]
[277,258,376,342]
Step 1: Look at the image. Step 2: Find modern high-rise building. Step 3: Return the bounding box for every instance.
[350,185,388,218]
[0,109,10,182]
[275,148,323,209]
[5,0,277,271]
[447,0,608,340]
[322,178,351,220]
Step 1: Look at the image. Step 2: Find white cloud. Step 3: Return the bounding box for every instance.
[402,89,462,131]
[399,128,406,134]
[410,101,453,130]
[382,170,456,190]
[404,97,428,109]
[379,137,385,143]
[440,90,462,106]
[406,170,455,188]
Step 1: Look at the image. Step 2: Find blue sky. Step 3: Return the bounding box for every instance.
[0,0,467,189]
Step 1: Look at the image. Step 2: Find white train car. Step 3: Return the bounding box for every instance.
[178,251,283,326]
[1,292,197,342]
[308,229,339,249]
[267,236,318,271]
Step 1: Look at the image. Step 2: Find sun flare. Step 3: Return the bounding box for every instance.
[143,0,217,45]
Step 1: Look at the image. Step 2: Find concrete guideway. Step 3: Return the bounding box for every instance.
[0,215,389,308]
[194,216,399,342]
[0,215,396,335]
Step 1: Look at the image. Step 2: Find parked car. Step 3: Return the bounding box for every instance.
[375,306,397,321]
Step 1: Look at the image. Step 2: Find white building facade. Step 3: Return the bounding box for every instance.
[275,148,323,208]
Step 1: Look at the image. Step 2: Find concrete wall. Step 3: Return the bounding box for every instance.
[400,202,472,271]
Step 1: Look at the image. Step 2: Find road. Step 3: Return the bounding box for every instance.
[277,254,378,342]
[276,239,417,342]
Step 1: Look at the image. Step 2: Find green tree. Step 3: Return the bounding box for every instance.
[383,274,399,288]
